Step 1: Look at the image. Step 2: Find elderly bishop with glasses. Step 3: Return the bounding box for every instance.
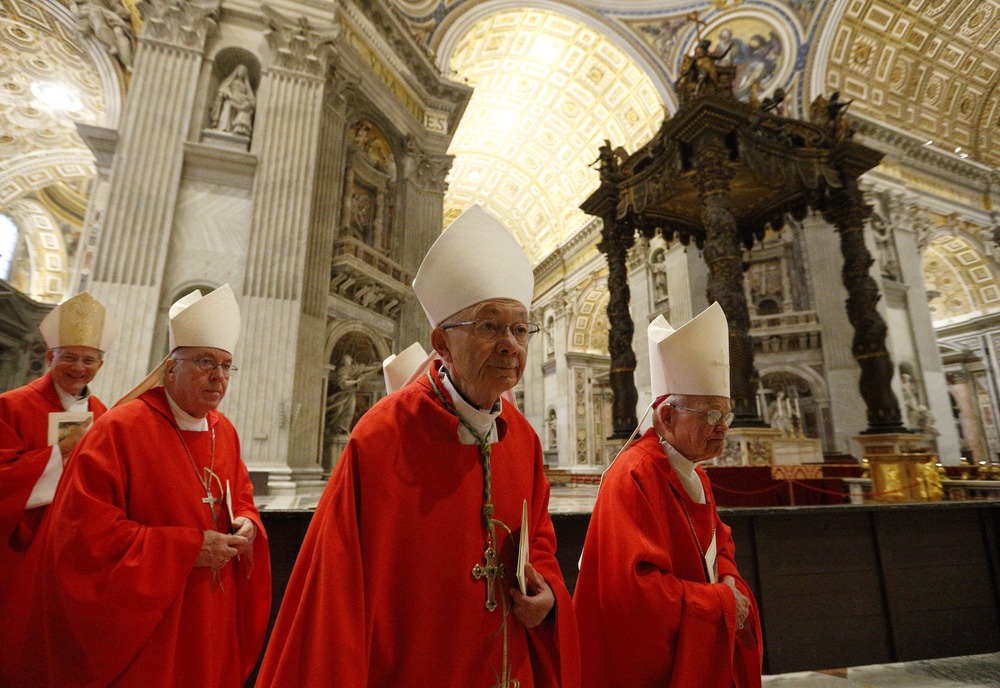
[0,292,117,686]
[574,303,763,688]
[257,205,581,687]
[40,284,271,688]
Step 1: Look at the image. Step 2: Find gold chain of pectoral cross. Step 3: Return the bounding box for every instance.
[428,372,520,688]
[172,423,227,591]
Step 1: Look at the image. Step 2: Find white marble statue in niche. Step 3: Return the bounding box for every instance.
[210,65,256,137]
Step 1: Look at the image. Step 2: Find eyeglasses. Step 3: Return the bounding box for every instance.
[174,358,238,376]
[54,351,102,367]
[440,319,540,345]
[664,402,734,427]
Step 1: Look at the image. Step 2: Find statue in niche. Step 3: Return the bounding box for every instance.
[650,249,669,302]
[768,390,793,437]
[871,215,900,280]
[325,354,380,435]
[900,371,922,429]
[210,65,256,137]
[71,0,135,71]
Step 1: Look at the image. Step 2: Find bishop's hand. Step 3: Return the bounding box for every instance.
[510,563,554,628]
[723,575,750,631]
[195,529,247,570]
[231,516,256,556]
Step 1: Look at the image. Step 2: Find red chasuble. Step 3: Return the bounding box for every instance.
[41,387,271,688]
[573,429,763,688]
[256,362,581,687]
[0,372,107,687]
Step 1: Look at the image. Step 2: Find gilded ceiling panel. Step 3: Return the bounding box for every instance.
[824,0,999,166]
[925,232,1000,324]
[444,8,662,263]
[0,1,105,163]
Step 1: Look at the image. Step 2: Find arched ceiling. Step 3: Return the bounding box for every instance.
[0,2,107,164]
[442,7,663,264]
[924,233,1000,325]
[822,0,999,168]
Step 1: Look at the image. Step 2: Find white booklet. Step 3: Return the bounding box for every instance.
[47,411,93,447]
[516,499,529,595]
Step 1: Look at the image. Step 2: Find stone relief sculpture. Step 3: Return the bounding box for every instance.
[210,65,256,137]
[325,354,379,435]
[71,0,135,71]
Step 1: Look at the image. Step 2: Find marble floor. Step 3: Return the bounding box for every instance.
[762,653,1000,687]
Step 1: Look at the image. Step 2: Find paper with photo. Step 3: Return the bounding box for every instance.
[47,411,93,447]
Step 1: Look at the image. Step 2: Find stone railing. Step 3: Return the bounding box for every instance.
[330,237,413,318]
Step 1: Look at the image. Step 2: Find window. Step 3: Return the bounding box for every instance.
[0,214,17,280]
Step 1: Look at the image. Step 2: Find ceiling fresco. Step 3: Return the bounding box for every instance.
[0,0,997,323]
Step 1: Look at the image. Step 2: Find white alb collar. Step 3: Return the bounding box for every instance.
[164,389,209,431]
[440,367,501,445]
[55,383,90,412]
[658,436,706,504]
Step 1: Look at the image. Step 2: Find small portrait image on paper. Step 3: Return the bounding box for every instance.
[47,411,94,447]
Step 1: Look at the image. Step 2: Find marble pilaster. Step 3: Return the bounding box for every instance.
[227,12,336,493]
[86,0,220,399]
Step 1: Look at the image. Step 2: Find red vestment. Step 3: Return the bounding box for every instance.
[0,373,107,686]
[41,387,271,688]
[256,363,581,687]
[573,430,763,688]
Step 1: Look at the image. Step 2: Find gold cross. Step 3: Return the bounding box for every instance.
[472,545,505,612]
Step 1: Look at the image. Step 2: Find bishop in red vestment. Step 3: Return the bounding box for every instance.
[0,292,116,687]
[42,285,271,688]
[574,304,763,688]
[256,204,580,687]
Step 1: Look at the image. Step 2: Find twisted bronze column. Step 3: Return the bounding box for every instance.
[693,142,765,426]
[598,208,638,437]
[821,177,905,432]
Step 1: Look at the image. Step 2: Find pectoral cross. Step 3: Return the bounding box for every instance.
[472,545,505,612]
[202,488,219,515]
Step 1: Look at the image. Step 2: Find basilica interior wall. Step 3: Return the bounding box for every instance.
[2,0,998,491]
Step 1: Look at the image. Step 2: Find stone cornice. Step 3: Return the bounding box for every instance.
[534,217,602,283]
[344,1,472,115]
[138,0,220,51]
[851,114,998,194]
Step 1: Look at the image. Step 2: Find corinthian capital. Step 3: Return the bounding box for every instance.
[137,0,219,50]
[262,5,339,77]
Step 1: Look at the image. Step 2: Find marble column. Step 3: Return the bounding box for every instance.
[227,11,337,494]
[397,148,452,348]
[86,0,220,398]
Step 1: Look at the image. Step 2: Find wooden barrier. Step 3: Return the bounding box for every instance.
[254,499,1000,680]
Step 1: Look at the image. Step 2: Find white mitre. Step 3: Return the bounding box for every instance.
[648,302,730,399]
[382,342,430,394]
[169,284,241,354]
[115,284,241,406]
[39,291,118,351]
[412,204,534,326]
